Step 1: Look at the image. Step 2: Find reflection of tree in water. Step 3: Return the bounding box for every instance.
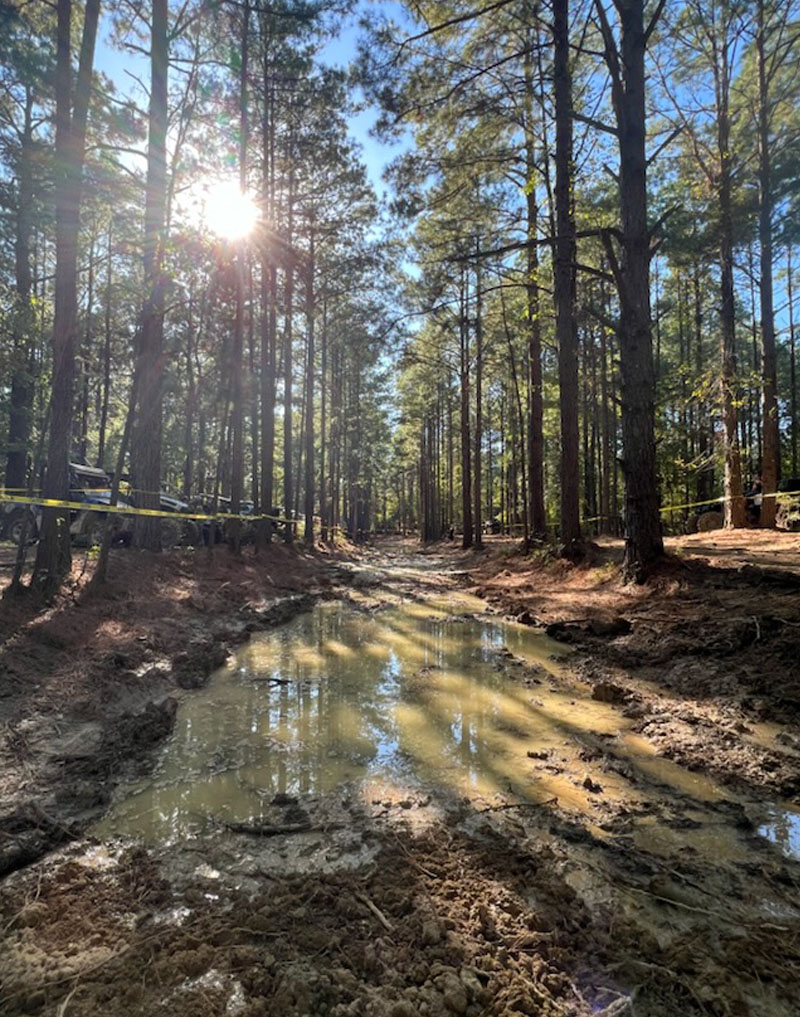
[241,605,531,800]
[99,603,569,840]
[762,810,800,860]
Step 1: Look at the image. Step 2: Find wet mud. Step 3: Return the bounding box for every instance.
[2,540,800,1016]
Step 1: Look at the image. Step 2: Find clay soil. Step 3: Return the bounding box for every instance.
[1,534,800,1017]
[466,530,800,797]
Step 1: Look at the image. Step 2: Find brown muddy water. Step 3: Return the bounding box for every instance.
[94,595,800,863]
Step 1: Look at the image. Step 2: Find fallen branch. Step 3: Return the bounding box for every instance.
[355,891,394,932]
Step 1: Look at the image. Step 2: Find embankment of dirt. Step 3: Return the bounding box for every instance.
[461,531,800,799]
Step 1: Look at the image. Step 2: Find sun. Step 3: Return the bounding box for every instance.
[189,178,260,241]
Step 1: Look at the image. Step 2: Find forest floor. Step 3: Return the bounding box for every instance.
[1,532,800,1017]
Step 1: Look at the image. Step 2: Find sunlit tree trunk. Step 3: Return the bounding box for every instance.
[473,237,483,548]
[303,223,315,544]
[757,0,779,525]
[459,269,473,548]
[6,90,35,491]
[319,292,328,542]
[78,234,95,462]
[524,16,546,538]
[714,5,746,528]
[97,222,113,469]
[228,0,249,553]
[789,248,797,477]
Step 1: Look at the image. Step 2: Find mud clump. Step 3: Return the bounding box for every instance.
[174,638,229,689]
[0,805,78,878]
[106,697,178,750]
[591,681,629,705]
[0,829,602,1017]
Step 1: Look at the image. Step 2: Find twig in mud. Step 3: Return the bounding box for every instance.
[354,890,394,932]
[56,984,80,1016]
[477,799,557,813]
[223,821,313,836]
[390,833,441,879]
[593,997,633,1017]
[624,883,728,916]
[751,615,761,641]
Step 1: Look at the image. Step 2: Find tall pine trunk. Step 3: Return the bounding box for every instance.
[228,0,250,553]
[6,91,36,491]
[757,0,779,526]
[132,0,168,550]
[34,0,101,591]
[473,238,483,548]
[553,0,581,544]
[595,0,664,579]
[459,269,473,548]
[303,224,315,545]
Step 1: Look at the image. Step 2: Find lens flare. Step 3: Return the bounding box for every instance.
[188,178,259,240]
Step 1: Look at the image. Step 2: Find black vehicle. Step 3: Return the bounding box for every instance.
[189,494,257,545]
[2,463,134,546]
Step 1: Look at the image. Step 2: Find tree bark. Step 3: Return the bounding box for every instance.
[553,0,581,544]
[131,0,169,550]
[6,90,36,491]
[757,0,779,526]
[34,0,101,591]
[459,270,473,548]
[97,222,113,469]
[473,237,483,548]
[524,20,546,538]
[789,247,797,477]
[715,6,746,528]
[595,0,664,578]
[303,224,315,545]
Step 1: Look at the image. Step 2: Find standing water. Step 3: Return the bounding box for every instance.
[95,598,574,841]
[94,595,799,861]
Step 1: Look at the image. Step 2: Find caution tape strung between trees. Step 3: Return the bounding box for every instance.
[0,491,300,527]
[1,486,798,533]
[581,489,800,526]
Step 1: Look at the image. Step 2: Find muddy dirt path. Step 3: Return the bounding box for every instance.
[2,543,800,1017]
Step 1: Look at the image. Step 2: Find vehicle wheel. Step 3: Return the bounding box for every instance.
[697,510,724,532]
[159,519,181,550]
[180,520,201,547]
[84,515,107,548]
[6,508,37,545]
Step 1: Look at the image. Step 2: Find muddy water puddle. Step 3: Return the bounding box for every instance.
[95,597,796,864]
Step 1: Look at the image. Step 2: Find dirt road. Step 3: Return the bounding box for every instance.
[1,539,799,1017]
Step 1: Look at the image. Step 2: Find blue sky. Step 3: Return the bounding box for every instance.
[318,2,411,195]
[93,0,411,198]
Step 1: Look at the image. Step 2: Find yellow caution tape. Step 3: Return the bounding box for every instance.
[582,489,800,525]
[0,491,300,526]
